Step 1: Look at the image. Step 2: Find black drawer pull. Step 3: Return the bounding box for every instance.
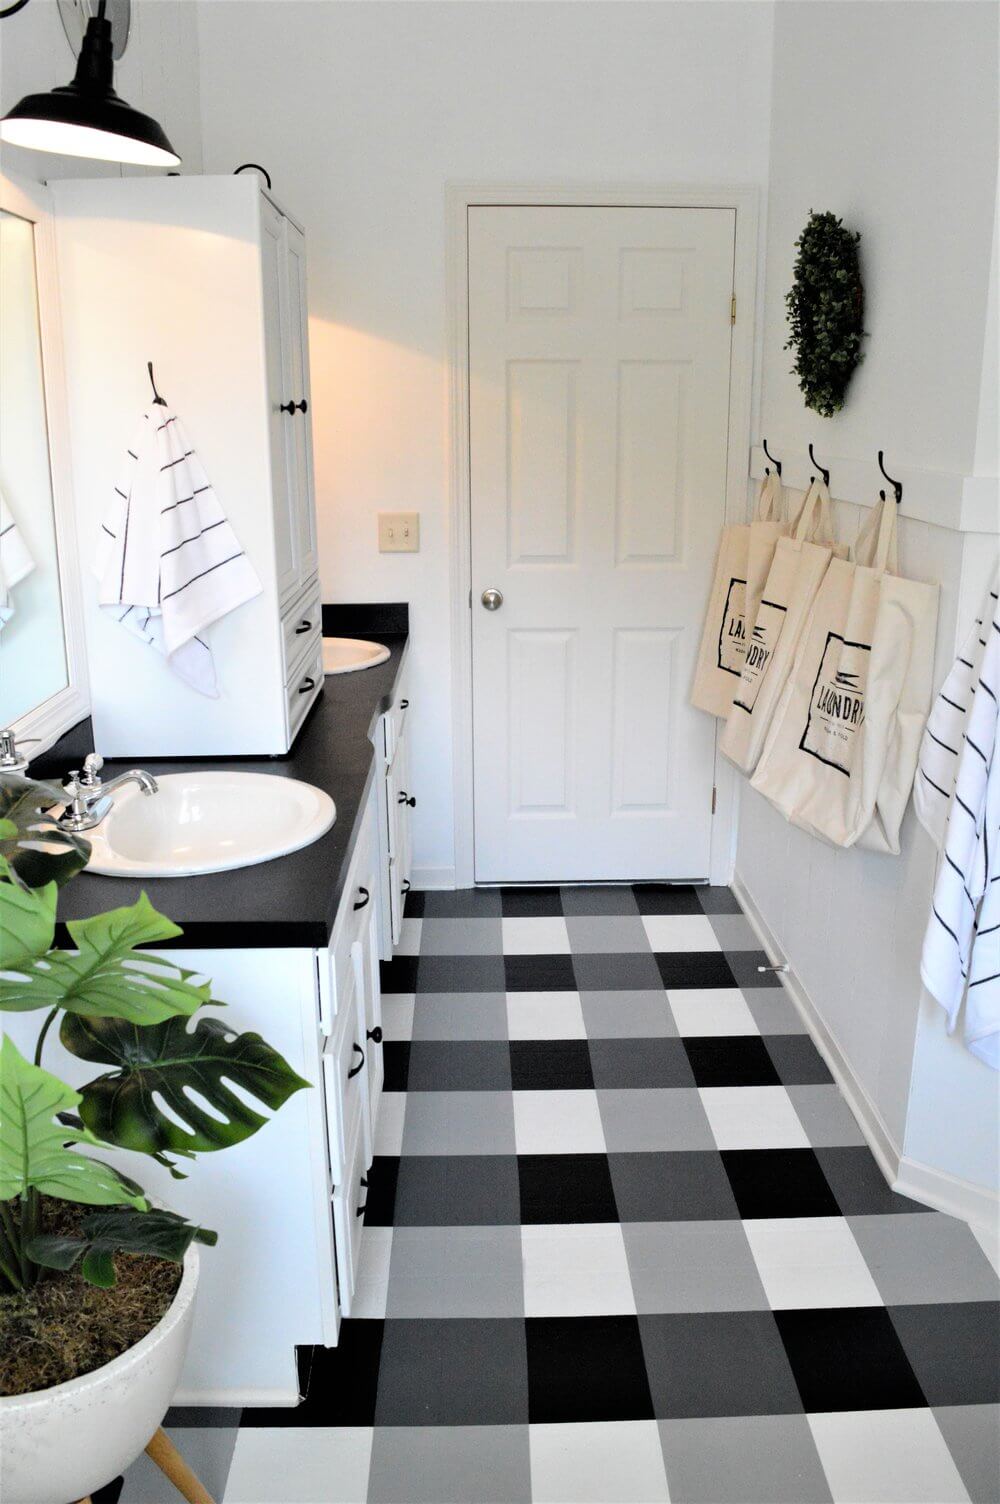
[353,886,370,911]
[367,1025,383,1044]
[401,880,411,894]
[280,398,309,414]
[347,1043,365,1079]
[398,791,416,808]
[399,698,409,708]
[295,619,312,634]
[356,1202,366,1218]
[298,676,316,694]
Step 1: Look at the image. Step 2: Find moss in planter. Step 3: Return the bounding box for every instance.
[0,1200,182,1397]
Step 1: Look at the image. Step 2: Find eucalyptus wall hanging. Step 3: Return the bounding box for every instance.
[785,210,866,417]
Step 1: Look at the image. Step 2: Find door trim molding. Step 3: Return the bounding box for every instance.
[446,182,760,888]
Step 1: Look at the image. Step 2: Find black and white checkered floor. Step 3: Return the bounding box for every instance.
[115,885,999,1503]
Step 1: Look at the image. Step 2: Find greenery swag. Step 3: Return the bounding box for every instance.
[785,210,866,418]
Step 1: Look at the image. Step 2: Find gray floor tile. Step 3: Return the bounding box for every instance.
[849,1213,1000,1305]
[392,1154,522,1226]
[933,1404,1000,1504]
[590,1038,696,1089]
[787,1084,867,1147]
[598,1088,715,1152]
[815,1147,936,1216]
[375,1318,529,1425]
[742,987,808,1034]
[121,1425,239,1503]
[386,1225,524,1316]
[889,1301,1000,1407]
[405,1039,512,1091]
[417,954,507,992]
[609,1150,740,1221]
[707,913,761,950]
[659,1414,833,1503]
[421,889,503,918]
[561,885,641,915]
[696,886,743,914]
[410,991,510,1041]
[401,1090,516,1155]
[573,951,664,991]
[623,1220,769,1313]
[640,1310,804,1417]
[726,950,784,987]
[368,1424,531,1503]
[580,989,678,1040]
[418,917,503,955]
[565,914,652,953]
[765,1034,833,1085]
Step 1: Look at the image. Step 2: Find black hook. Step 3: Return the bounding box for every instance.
[234,163,273,191]
[877,450,902,505]
[762,439,782,477]
[808,443,830,487]
[147,362,166,406]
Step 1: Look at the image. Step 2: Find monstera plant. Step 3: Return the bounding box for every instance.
[0,774,307,1305]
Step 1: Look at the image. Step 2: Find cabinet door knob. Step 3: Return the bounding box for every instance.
[366,1025,383,1044]
[280,398,309,414]
[347,1042,365,1079]
[398,791,416,808]
[353,886,370,911]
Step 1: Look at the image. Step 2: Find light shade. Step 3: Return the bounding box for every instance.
[0,6,179,168]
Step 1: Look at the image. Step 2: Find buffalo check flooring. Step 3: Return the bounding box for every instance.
[118,885,999,1504]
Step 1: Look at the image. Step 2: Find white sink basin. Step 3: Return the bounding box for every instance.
[323,637,390,675]
[85,771,336,878]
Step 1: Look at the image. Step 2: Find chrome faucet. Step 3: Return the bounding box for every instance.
[59,753,159,832]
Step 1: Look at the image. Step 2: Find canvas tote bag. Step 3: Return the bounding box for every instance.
[720,479,841,773]
[691,472,790,719]
[751,495,939,853]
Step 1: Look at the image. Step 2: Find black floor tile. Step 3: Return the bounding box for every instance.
[526,1316,654,1422]
[504,953,578,991]
[392,1155,522,1226]
[375,1318,529,1425]
[402,888,426,918]
[381,1041,410,1091]
[632,883,703,915]
[681,1035,781,1087]
[889,1301,1000,1407]
[510,1040,595,1090]
[609,1151,740,1221]
[589,1037,696,1089]
[379,955,418,993]
[764,1034,834,1085]
[405,1040,512,1091]
[775,1307,928,1413]
[361,1156,399,1226]
[654,951,738,989]
[240,1325,386,1426]
[721,1148,841,1219]
[501,887,563,917]
[640,1311,804,1418]
[519,1153,619,1223]
[815,1147,935,1217]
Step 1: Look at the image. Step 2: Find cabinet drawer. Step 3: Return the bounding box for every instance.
[281,576,322,681]
[286,642,323,744]
[332,1109,367,1316]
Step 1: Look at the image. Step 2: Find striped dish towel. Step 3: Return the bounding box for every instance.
[917,571,1000,1069]
[94,406,262,697]
[0,490,36,630]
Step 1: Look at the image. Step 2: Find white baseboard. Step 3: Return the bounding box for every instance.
[731,870,999,1236]
[410,865,456,891]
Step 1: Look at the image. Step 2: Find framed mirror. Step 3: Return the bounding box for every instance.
[0,172,88,756]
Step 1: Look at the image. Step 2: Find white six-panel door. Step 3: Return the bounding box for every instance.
[469,205,735,882]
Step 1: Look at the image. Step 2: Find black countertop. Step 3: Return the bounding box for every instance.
[53,632,409,951]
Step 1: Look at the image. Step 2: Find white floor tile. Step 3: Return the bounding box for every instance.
[507,991,586,1039]
[394,917,422,956]
[522,1224,636,1317]
[529,1421,671,1503]
[350,1225,392,1318]
[743,1216,883,1310]
[641,914,720,952]
[513,1089,606,1154]
[502,916,572,953]
[379,994,415,1042]
[699,1085,810,1150]
[223,1427,373,1503]
[808,1408,971,1503]
[667,988,759,1036]
[374,1091,406,1155]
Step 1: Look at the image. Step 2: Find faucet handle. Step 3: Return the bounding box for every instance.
[82,753,104,784]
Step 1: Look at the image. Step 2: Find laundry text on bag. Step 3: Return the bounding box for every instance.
[799,630,871,776]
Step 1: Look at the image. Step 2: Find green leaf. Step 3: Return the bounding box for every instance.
[0,866,57,965]
[0,1036,147,1208]
[27,1207,217,1288]
[0,892,211,1023]
[0,775,90,889]
[60,1013,309,1157]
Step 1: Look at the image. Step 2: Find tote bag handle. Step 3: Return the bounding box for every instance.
[851,493,899,575]
[792,478,835,545]
[755,469,785,524]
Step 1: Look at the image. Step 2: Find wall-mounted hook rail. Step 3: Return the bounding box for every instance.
[147,361,167,406]
[877,450,903,505]
[762,438,782,477]
[808,443,830,487]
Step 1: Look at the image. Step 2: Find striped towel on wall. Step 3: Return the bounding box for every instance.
[94,406,262,697]
[916,571,1000,1069]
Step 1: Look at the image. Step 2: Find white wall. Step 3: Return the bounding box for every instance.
[736,0,999,1209]
[195,0,776,880]
[0,0,203,182]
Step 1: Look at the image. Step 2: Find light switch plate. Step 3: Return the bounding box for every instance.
[378,511,420,552]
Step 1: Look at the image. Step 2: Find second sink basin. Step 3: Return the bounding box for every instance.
[85,771,336,878]
[323,637,391,675]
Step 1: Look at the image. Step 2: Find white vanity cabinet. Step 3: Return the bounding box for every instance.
[376,664,415,959]
[51,174,322,757]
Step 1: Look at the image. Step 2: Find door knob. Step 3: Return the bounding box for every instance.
[481,588,503,611]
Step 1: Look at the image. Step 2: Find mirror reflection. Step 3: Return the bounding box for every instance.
[0,207,68,727]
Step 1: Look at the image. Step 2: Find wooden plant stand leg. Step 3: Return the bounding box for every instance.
[145,1426,216,1504]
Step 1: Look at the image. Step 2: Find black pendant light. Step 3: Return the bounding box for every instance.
[0,0,180,167]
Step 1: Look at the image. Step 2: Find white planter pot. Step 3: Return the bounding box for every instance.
[0,1244,199,1504]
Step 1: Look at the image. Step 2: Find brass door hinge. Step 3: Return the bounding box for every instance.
[711,786,718,814]
[730,295,737,325]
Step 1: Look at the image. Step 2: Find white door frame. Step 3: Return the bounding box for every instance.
[446,182,760,889]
